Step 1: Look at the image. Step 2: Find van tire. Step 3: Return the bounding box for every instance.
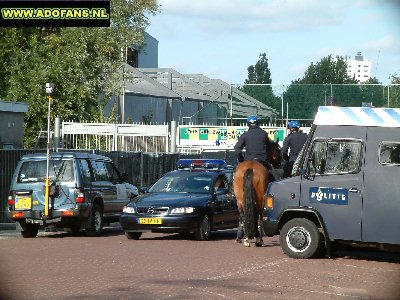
[85,204,103,237]
[280,218,321,259]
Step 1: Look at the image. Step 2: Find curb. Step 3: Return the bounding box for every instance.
[0,223,16,231]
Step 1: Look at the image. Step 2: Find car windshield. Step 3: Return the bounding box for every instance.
[149,173,213,193]
[17,159,74,183]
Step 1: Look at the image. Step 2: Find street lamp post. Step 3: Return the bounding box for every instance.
[45,83,54,218]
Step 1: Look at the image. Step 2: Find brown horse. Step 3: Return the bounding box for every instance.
[233,139,282,247]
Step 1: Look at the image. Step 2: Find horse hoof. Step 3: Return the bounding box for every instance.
[255,238,264,247]
[243,239,250,247]
[235,238,242,244]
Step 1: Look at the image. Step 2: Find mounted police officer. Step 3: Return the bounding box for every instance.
[282,120,307,178]
[234,115,271,170]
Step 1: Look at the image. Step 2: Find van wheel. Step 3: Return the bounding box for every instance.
[125,232,142,240]
[18,221,39,238]
[194,213,211,241]
[85,204,103,237]
[280,218,321,259]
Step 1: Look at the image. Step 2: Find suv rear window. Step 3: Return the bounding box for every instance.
[17,159,74,183]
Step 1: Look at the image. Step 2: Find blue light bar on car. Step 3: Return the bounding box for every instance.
[177,159,227,170]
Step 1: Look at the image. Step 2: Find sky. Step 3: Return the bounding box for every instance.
[146,0,400,85]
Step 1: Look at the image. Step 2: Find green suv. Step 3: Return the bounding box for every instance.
[7,152,138,238]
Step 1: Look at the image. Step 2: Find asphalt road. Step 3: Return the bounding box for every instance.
[1,224,400,300]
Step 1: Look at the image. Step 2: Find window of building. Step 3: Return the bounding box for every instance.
[379,142,400,165]
[127,47,138,68]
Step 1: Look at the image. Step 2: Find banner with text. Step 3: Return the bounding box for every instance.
[179,126,286,147]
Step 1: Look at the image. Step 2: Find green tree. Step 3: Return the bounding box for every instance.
[242,53,280,119]
[389,73,400,108]
[283,55,364,120]
[0,0,159,147]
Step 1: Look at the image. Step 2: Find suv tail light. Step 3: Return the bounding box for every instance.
[75,188,85,203]
[8,191,15,206]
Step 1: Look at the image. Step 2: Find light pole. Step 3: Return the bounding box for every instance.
[45,83,54,218]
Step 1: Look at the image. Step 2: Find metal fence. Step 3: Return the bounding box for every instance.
[0,149,212,224]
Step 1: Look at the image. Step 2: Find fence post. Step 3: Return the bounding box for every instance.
[140,152,144,188]
[54,116,61,151]
[170,120,177,153]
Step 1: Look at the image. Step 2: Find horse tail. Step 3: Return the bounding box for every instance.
[243,168,255,239]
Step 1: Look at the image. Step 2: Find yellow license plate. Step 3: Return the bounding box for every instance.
[15,196,32,210]
[138,218,162,224]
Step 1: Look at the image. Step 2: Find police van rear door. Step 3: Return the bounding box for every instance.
[300,125,366,242]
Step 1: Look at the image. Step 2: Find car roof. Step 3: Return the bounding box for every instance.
[20,152,112,161]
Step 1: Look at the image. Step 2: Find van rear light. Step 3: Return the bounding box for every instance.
[12,212,23,219]
[75,188,85,203]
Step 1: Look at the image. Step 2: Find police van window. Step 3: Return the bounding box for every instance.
[379,142,400,165]
[325,141,362,174]
[308,141,327,175]
[308,140,362,175]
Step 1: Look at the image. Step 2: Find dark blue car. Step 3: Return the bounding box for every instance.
[119,159,239,240]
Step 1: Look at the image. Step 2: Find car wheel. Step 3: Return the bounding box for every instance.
[280,218,321,259]
[125,232,142,240]
[18,220,39,238]
[85,203,104,237]
[194,213,211,241]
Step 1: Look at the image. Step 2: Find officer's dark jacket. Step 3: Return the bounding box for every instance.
[282,131,308,162]
[234,126,270,162]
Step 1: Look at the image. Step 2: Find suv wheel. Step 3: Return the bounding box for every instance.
[125,232,142,240]
[18,220,39,238]
[85,203,104,237]
[194,213,211,241]
[280,218,321,259]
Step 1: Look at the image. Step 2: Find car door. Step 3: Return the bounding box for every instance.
[215,173,238,229]
[300,126,366,242]
[90,160,115,214]
[104,161,129,212]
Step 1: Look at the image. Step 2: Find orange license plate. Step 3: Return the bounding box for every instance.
[137,218,162,224]
[15,196,32,210]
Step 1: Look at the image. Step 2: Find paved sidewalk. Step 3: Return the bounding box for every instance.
[0,223,16,230]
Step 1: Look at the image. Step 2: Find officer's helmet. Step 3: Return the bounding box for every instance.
[288,120,300,129]
[247,115,258,126]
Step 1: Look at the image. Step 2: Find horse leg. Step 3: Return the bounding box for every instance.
[244,207,256,248]
[236,212,244,243]
[255,213,264,247]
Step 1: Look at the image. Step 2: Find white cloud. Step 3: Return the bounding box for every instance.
[362,35,399,53]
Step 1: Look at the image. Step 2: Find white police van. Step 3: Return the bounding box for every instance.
[263,106,400,258]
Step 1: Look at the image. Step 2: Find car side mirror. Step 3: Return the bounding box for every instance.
[140,187,148,193]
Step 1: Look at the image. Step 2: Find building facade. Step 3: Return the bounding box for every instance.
[346,52,372,83]
[0,100,29,149]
